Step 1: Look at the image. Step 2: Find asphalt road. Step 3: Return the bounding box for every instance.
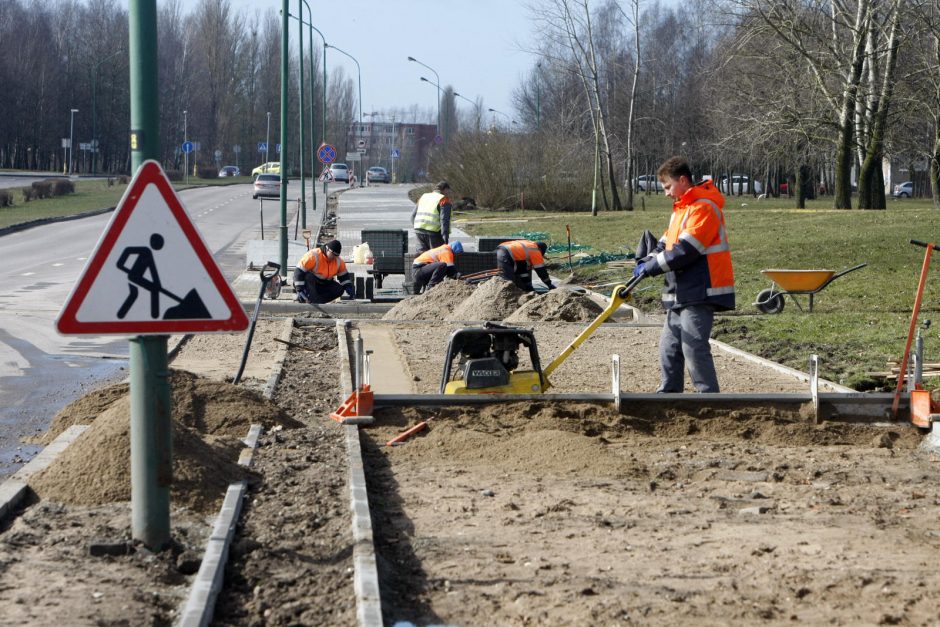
[0,181,322,479]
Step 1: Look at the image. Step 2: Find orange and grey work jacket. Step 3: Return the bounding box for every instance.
[413,244,456,268]
[296,248,352,285]
[497,239,552,285]
[638,180,735,311]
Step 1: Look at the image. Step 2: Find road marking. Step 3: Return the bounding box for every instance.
[52,263,64,267]
[22,272,35,276]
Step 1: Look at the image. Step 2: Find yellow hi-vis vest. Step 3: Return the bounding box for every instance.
[413,191,444,232]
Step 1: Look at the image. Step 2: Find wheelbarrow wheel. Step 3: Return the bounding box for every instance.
[755,288,785,314]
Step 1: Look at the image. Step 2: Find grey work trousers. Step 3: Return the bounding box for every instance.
[658,304,720,393]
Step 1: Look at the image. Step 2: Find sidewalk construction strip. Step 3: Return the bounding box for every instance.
[335,319,383,626]
[0,425,87,523]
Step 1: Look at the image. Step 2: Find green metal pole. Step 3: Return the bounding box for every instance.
[303,0,317,214]
[128,0,170,551]
[297,0,306,229]
[279,0,289,277]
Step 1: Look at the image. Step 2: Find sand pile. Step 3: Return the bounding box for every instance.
[383,278,475,320]
[505,288,606,322]
[28,395,252,513]
[445,277,526,321]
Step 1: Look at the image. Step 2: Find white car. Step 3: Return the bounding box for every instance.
[719,175,763,195]
[633,175,663,192]
[892,181,913,198]
[330,163,349,183]
[252,173,286,199]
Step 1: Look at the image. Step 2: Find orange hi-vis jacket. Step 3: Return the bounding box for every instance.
[498,239,546,269]
[296,248,351,283]
[640,180,735,311]
[413,244,456,267]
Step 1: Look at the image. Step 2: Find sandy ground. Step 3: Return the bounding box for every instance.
[2,285,939,625]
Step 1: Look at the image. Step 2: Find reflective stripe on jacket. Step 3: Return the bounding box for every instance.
[413,191,445,232]
[296,248,351,283]
[641,180,735,311]
[413,244,456,267]
[497,239,545,268]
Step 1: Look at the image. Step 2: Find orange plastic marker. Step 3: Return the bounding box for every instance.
[385,420,430,446]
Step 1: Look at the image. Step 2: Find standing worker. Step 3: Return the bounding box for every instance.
[495,239,555,292]
[412,181,453,252]
[293,240,355,304]
[632,156,735,393]
[411,241,463,294]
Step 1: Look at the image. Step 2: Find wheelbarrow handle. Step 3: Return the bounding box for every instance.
[830,262,868,280]
[910,240,940,251]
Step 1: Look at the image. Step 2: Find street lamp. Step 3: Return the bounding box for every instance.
[408,56,440,140]
[265,111,271,164]
[536,62,541,130]
[453,91,481,132]
[92,48,124,174]
[488,107,510,130]
[68,108,79,175]
[183,109,188,184]
[326,43,363,186]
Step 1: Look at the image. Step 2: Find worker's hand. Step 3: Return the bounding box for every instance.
[632,263,647,279]
[344,284,355,299]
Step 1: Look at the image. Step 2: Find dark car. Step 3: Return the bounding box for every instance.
[219,165,240,177]
[367,166,389,183]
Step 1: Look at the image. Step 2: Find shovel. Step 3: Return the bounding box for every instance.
[234,261,281,384]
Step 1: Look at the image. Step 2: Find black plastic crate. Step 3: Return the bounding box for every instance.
[477,236,522,252]
[361,229,408,256]
[406,251,497,275]
[373,255,404,273]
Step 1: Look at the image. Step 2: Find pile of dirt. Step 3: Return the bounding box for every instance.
[28,395,253,514]
[445,277,526,321]
[382,278,475,320]
[37,370,299,445]
[505,288,605,322]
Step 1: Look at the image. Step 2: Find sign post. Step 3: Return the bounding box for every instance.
[317,143,336,195]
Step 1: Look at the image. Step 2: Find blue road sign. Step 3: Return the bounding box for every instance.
[258,141,267,153]
[182,141,194,154]
[276,143,281,154]
[434,135,444,145]
[317,143,336,164]
[390,148,401,159]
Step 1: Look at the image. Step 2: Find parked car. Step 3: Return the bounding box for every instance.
[251,162,280,177]
[330,162,349,183]
[367,166,389,183]
[892,181,913,198]
[633,174,663,192]
[719,175,763,195]
[252,173,286,199]
[218,165,240,177]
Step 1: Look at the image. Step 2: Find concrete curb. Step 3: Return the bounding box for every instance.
[710,338,855,393]
[0,425,87,523]
[0,206,115,238]
[262,318,295,400]
[334,320,383,626]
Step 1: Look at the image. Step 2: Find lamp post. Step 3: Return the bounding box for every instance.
[300,0,318,214]
[408,56,440,140]
[488,107,510,130]
[453,91,481,132]
[68,108,79,175]
[183,109,188,184]
[326,43,362,186]
[265,111,271,164]
[536,62,541,130]
[92,49,124,174]
[295,0,306,227]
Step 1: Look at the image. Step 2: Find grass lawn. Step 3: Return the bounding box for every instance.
[0,176,252,230]
[456,194,940,390]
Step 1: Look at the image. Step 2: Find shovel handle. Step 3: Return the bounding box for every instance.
[911,240,940,251]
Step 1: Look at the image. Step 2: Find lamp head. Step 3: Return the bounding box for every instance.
[420,77,429,83]
[407,56,416,62]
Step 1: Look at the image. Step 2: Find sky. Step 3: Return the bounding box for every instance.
[161,0,540,125]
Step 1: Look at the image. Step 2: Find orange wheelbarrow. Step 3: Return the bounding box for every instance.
[753,263,867,314]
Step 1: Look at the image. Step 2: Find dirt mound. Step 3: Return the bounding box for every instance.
[36,370,298,444]
[382,278,476,320]
[28,396,253,513]
[504,288,605,322]
[445,277,526,321]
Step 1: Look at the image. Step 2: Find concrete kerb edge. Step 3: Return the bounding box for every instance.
[334,320,383,625]
[262,318,295,400]
[0,206,115,238]
[0,425,88,524]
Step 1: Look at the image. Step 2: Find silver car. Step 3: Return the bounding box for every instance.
[252,173,285,199]
[330,163,349,182]
[367,166,389,183]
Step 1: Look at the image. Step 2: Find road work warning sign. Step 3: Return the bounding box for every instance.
[56,160,249,335]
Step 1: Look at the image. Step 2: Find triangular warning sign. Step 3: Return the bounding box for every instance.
[56,160,249,335]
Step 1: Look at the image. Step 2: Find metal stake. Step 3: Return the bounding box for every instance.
[809,354,819,424]
[611,354,621,412]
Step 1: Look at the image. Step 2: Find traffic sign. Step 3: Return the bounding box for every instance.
[276,143,281,154]
[345,152,361,162]
[233,145,241,154]
[317,143,336,164]
[182,141,194,154]
[258,141,267,153]
[434,135,444,145]
[390,148,400,159]
[56,160,249,335]
[214,149,222,158]
[357,139,366,148]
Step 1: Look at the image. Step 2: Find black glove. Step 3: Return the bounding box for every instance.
[344,284,355,299]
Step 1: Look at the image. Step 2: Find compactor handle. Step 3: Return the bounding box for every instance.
[910,240,940,251]
[261,261,281,283]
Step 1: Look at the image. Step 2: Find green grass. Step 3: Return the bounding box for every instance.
[0,176,251,230]
[457,195,940,389]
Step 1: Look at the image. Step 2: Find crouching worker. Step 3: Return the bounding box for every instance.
[412,241,463,294]
[495,239,555,292]
[293,239,355,304]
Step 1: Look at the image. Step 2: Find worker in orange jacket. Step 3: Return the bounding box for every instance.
[411,241,463,294]
[633,156,735,393]
[495,239,555,292]
[293,240,354,304]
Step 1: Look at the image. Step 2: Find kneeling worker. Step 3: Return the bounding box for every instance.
[495,239,555,292]
[412,241,463,294]
[293,239,355,304]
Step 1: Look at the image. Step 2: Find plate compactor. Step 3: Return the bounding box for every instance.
[440,277,642,394]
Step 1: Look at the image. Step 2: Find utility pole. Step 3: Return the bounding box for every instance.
[69,108,79,175]
[266,111,271,165]
[279,0,289,276]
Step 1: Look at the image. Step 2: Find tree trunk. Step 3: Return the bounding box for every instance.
[932,120,940,209]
